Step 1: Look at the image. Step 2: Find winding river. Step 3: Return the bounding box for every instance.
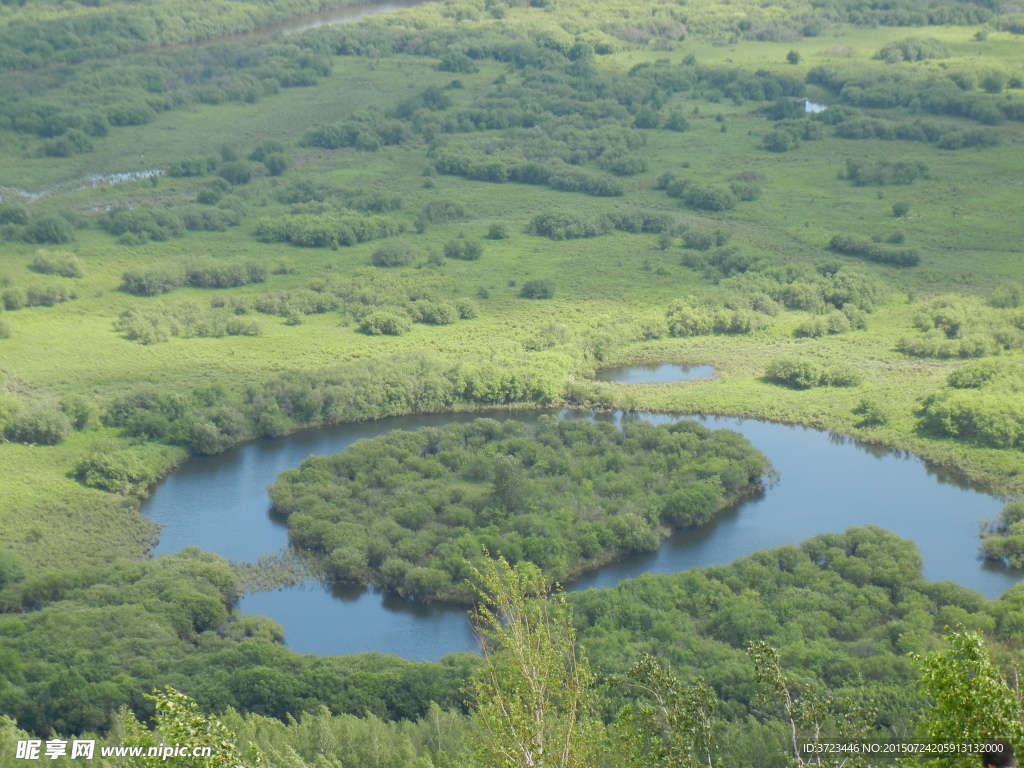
[144,367,1015,661]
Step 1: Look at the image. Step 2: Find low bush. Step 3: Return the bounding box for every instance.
[765,357,864,388]
[520,280,555,299]
[29,251,84,278]
[359,312,412,336]
[3,407,73,445]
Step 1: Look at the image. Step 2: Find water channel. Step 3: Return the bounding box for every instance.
[144,367,1017,661]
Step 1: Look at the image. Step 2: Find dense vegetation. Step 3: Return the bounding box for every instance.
[268,418,772,599]
[0,0,1023,760]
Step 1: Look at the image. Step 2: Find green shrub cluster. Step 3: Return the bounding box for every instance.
[300,110,411,152]
[794,308,858,338]
[841,159,930,186]
[122,260,267,296]
[101,354,564,456]
[268,418,771,599]
[764,357,864,388]
[529,212,611,240]
[923,391,1024,449]
[1,283,76,311]
[252,290,340,317]
[607,210,675,234]
[981,502,1024,567]
[442,239,483,260]
[828,234,921,267]
[114,305,262,345]
[830,114,1000,150]
[875,37,950,63]
[761,118,823,152]
[921,360,1024,448]
[359,312,413,336]
[74,449,160,495]
[254,212,401,249]
[808,64,1023,125]
[2,406,74,446]
[1,212,76,246]
[432,150,625,197]
[29,251,84,279]
[520,280,555,300]
[371,241,419,268]
[662,177,738,211]
[898,296,1024,358]
[666,303,771,337]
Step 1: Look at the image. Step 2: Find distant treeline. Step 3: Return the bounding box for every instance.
[95,354,565,461]
[0,0,365,70]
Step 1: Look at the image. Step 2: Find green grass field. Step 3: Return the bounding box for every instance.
[1,4,1023,575]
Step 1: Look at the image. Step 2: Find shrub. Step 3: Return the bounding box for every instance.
[167,157,218,177]
[443,239,483,260]
[372,241,417,267]
[359,312,412,335]
[0,204,29,226]
[876,37,949,63]
[102,207,184,243]
[487,223,510,240]
[25,283,74,307]
[455,299,478,319]
[420,201,467,223]
[185,261,267,288]
[248,140,285,162]
[947,360,1003,389]
[75,450,158,494]
[217,161,255,186]
[30,251,84,278]
[765,357,862,388]
[530,212,611,240]
[520,280,555,299]
[263,154,288,177]
[0,320,10,339]
[853,398,890,427]
[438,50,479,73]
[413,302,459,325]
[842,159,929,186]
[24,216,73,245]
[681,185,736,212]
[3,407,73,445]
[763,130,796,153]
[682,230,715,251]
[121,266,186,296]
[829,234,921,267]
[892,202,911,218]
[1,289,25,311]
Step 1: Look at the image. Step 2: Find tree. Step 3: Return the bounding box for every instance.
[913,629,1024,767]
[115,687,255,768]
[493,454,527,513]
[468,556,600,768]
[748,641,874,767]
[614,654,718,768]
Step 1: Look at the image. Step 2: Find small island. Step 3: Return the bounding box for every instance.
[268,416,773,601]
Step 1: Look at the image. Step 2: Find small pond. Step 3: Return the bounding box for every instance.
[594,363,715,384]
